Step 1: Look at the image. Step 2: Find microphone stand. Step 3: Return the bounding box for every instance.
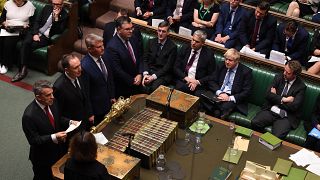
[161,87,174,119]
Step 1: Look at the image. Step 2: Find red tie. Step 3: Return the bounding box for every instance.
[125,41,136,64]
[149,0,154,10]
[44,106,55,128]
[250,19,261,48]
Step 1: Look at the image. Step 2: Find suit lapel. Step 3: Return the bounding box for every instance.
[63,75,83,99]
[87,55,108,83]
[34,101,56,131]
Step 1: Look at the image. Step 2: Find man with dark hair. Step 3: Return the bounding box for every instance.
[174,30,216,95]
[237,1,277,57]
[272,20,309,65]
[142,21,177,93]
[200,48,253,119]
[213,0,245,48]
[53,54,93,130]
[104,16,143,98]
[166,0,197,32]
[82,33,116,125]
[252,60,306,139]
[12,0,68,82]
[134,0,167,24]
[22,80,74,180]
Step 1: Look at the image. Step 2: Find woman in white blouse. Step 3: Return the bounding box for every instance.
[0,0,35,74]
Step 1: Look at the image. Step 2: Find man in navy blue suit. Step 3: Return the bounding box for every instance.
[104,16,143,98]
[237,1,277,57]
[272,20,309,66]
[81,33,115,125]
[213,0,245,48]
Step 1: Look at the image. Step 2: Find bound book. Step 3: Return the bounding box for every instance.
[259,132,282,150]
[283,167,307,180]
[272,158,292,176]
[235,126,253,138]
[209,166,231,180]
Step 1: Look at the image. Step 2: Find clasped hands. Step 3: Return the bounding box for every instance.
[184,77,200,91]
[133,74,142,86]
[214,34,230,44]
[142,75,155,86]
[270,87,294,103]
[217,93,230,102]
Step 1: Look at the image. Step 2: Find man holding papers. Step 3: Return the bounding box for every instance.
[305,94,320,152]
[22,80,77,180]
[252,61,306,139]
[272,20,309,66]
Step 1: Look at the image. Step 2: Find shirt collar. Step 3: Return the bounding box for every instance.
[35,99,46,110]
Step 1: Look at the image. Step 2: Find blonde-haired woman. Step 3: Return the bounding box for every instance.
[191,0,220,39]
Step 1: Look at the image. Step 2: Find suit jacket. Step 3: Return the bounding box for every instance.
[262,74,306,129]
[64,158,110,180]
[22,100,69,166]
[272,23,309,63]
[143,37,177,82]
[208,63,253,115]
[31,5,68,37]
[174,45,216,85]
[81,54,115,116]
[215,2,245,40]
[53,73,93,127]
[305,94,320,132]
[134,0,167,19]
[103,22,143,47]
[238,10,277,52]
[166,0,196,23]
[104,35,143,97]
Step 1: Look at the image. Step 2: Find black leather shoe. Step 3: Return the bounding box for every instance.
[11,66,28,82]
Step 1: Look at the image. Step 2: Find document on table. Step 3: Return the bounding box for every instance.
[178,26,192,37]
[0,29,19,36]
[269,50,286,65]
[290,148,320,176]
[151,19,163,27]
[93,132,109,145]
[66,121,81,133]
[240,46,266,59]
[233,136,250,152]
[308,56,320,63]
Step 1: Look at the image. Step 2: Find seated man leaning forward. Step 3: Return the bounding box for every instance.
[251,60,306,139]
[199,48,253,119]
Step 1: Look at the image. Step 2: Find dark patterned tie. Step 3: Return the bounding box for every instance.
[184,50,198,73]
[97,58,108,81]
[251,19,261,48]
[281,81,289,97]
[125,41,136,64]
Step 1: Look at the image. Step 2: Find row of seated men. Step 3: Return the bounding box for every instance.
[21,14,320,179]
[132,0,320,73]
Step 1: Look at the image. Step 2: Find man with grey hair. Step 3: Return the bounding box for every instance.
[174,30,216,95]
[200,48,253,119]
[81,33,115,125]
[22,80,73,180]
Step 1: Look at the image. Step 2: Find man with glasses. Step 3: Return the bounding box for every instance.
[12,0,68,82]
[237,1,276,57]
[174,30,216,95]
[104,16,143,98]
[200,48,253,119]
[142,21,177,94]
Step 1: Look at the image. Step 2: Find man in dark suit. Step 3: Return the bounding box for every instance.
[53,54,93,130]
[237,1,276,57]
[272,20,309,66]
[102,9,142,47]
[12,0,68,82]
[22,80,73,180]
[174,30,216,95]
[82,33,116,125]
[142,21,177,94]
[104,16,143,98]
[252,60,306,139]
[166,0,197,32]
[200,48,253,119]
[213,0,245,48]
[304,94,320,152]
[135,0,167,24]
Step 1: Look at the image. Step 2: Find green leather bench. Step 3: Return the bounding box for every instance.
[270,1,313,21]
[15,0,77,75]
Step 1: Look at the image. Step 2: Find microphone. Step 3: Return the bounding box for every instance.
[121,132,135,156]
[121,132,135,138]
[161,87,174,118]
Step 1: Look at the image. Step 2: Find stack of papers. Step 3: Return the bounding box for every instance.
[178,26,192,37]
[240,46,266,59]
[269,50,286,65]
[289,148,320,176]
[308,56,320,63]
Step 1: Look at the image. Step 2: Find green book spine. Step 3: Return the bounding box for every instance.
[235,126,253,137]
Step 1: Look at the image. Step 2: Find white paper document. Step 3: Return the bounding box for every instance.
[269,50,286,64]
[289,148,320,167]
[178,26,192,37]
[205,39,224,47]
[151,19,163,27]
[308,56,320,63]
[65,121,81,133]
[0,29,19,36]
[93,132,109,145]
[240,46,266,59]
[233,136,250,152]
